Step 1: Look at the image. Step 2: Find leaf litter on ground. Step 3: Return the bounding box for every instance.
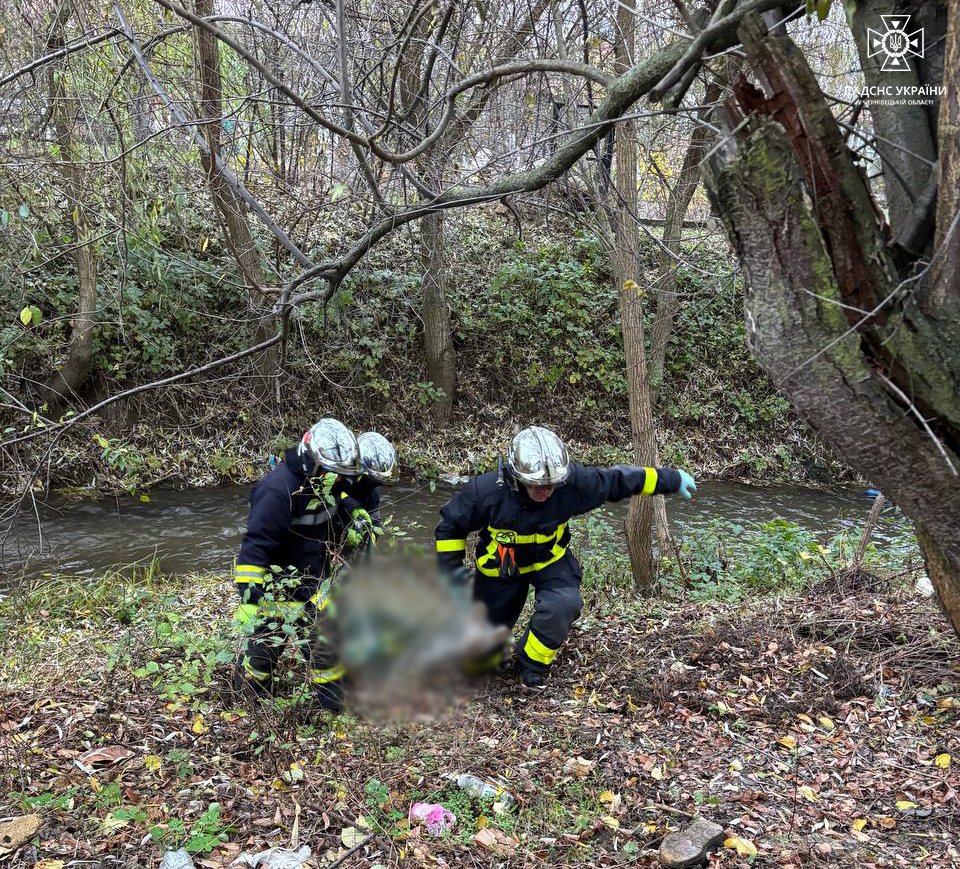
[0,568,958,867]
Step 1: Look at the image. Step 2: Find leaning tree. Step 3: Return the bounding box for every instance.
[697,1,959,634]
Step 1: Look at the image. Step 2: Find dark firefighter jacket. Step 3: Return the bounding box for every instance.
[235,447,353,604]
[435,464,681,578]
[334,475,383,532]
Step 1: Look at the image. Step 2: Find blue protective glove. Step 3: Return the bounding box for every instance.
[677,470,697,500]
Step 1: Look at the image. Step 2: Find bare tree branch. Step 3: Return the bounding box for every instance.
[153,0,607,166]
[114,2,312,269]
[0,27,120,89]
[650,0,803,102]
[0,334,284,450]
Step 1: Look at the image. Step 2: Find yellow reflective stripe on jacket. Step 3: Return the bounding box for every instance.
[523,630,558,665]
[476,551,567,576]
[310,663,346,684]
[475,523,569,577]
[242,656,272,682]
[235,564,267,584]
[485,524,568,545]
[436,538,467,552]
[640,468,658,496]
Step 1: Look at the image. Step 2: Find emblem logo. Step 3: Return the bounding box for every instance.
[867,15,924,73]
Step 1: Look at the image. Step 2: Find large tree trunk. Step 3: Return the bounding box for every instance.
[46,1,97,406]
[398,12,458,430]
[930,0,960,317]
[702,10,960,637]
[193,0,278,407]
[612,0,656,591]
[420,207,457,427]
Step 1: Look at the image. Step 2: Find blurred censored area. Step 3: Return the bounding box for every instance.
[331,554,509,721]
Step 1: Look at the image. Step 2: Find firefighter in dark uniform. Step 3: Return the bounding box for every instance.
[233,418,361,710]
[435,425,697,690]
[336,432,399,554]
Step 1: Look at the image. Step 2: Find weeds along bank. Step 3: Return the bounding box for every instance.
[0,533,952,868]
[2,207,841,494]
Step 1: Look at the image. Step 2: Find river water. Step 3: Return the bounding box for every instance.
[0,479,907,580]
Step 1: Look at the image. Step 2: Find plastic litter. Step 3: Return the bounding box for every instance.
[232,845,312,869]
[408,802,456,836]
[159,851,195,869]
[447,773,516,809]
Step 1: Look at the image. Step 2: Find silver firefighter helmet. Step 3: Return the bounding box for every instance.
[507,425,570,487]
[357,431,399,484]
[297,418,361,475]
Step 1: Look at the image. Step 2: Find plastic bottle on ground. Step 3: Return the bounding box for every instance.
[448,773,516,808]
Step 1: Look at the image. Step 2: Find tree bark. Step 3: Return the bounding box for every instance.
[193,0,277,408]
[702,11,960,637]
[420,206,457,427]
[930,0,960,315]
[612,0,656,592]
[46,1,97,406]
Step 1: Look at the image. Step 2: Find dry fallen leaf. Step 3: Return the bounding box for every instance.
[564,756,595,778]
[724,835,758,858]
[851,819,867,832]
[76,745,134,770]
[598,790,621,811]
[341,826,366,847]
[100,813,130,834]
[935,753,951,769]
[473,827,518,855]
[778,735,797,750]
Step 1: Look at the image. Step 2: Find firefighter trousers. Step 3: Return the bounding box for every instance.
[236,593,344,708]
[473,554,583,679]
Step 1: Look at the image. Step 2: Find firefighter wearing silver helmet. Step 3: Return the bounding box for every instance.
[436,424,697,691]
[336,432,399,553]
[357,432,399,484]
[233,418,361,711]
[507,425,570,489]
[297,418,363,476]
